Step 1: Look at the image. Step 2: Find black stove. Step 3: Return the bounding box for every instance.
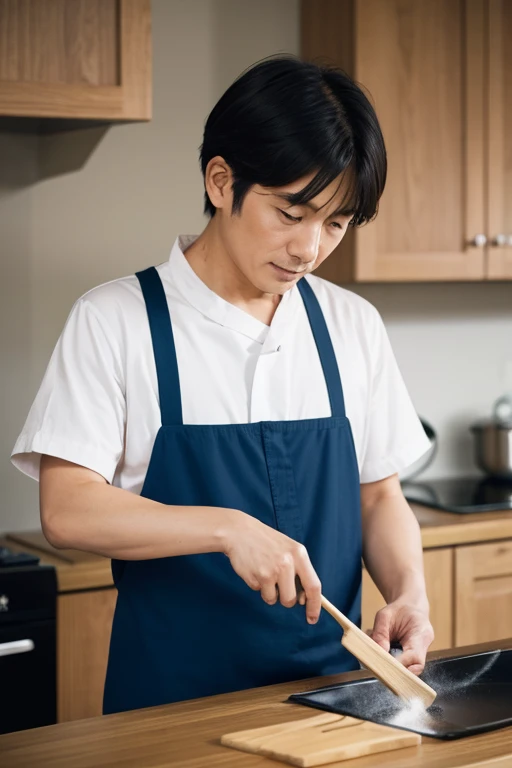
[402,476,512,514]
[0,545,57,733]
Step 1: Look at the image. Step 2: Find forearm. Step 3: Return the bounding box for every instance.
[39,455,324,620]
[40,456,238,560]
[361,484,429,611]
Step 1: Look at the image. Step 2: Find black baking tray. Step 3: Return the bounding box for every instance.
[289,649,512,740]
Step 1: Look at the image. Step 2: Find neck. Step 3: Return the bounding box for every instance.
[183,221,282,325]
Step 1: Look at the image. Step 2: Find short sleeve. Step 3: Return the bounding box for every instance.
[11,298,126,483]
[359,310,431,484]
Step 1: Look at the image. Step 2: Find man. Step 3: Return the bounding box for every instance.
[12,57,433,714]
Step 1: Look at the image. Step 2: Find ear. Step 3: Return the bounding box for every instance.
[204,156,234,213]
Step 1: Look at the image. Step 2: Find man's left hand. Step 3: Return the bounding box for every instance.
[369,600,434,676]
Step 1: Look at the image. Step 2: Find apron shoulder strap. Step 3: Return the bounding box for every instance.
[298,278,346,419]
[136,267,183,426]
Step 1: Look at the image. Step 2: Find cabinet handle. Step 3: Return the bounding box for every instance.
[468,234,487,247]
[0,639,35,657]
[491,234,510,247]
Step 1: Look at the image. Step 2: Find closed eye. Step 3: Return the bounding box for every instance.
[278,209,302,223]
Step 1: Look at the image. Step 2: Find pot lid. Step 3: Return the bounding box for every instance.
[472,395,512,430]
[471,417,512,430]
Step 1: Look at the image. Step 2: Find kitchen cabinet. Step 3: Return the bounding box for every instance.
[364,536,512,652]
[0,0,151,124]
[58,587,117,722]
[455,540,512,646]
[487,0,512,278]
[301,0,512,282]
[362,548,454,651]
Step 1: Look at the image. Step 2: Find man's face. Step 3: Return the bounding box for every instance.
[215,172,354,296]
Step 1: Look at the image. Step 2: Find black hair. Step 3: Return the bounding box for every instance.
[199,56,386,226]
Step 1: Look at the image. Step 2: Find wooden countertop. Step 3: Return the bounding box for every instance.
[411,504,512,548]
[1,639,511,768]
[1,531,112,593]
[5,505,512,593]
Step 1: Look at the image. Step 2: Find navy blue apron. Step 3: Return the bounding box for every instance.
[103,267,362,714]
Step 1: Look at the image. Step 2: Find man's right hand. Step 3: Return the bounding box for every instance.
[221,510,322,624]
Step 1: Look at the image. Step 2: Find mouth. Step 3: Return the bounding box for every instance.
[270,263,306,280]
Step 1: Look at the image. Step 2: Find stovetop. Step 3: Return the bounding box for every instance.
[0,546,40,568]
[402,476,512,514]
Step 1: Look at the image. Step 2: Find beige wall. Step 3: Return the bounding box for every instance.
[1,133,39,533]
[355,281,512,479]
[1,0,511,533]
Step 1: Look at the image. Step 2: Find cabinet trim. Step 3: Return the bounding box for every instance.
[464,0,486,271]
[486,0,512,278]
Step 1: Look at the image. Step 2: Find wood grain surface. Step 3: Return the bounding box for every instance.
[57,588,117,722]
[3,532,113,591]
[455,541,512,646]
[411,505,512,549]
[0,0,119,85]
[301,0,486,283]
[1,640,511,768]
[221,712,421,766]
[0,0,151,120]
[486,0,512,279]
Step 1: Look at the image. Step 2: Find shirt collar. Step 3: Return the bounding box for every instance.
[166,235,302,348]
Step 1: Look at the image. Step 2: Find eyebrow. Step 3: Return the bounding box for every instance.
[275,193,354,218]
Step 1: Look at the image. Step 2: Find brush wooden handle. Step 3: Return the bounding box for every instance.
[320,595,355,633]
[320,593,437,707]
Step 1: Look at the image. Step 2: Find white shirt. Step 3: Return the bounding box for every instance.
[12,235,430,492]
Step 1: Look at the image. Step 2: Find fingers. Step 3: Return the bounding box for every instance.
[370,607,392,653]
[296,546,322,624]
[295,575,307,606]
[399,625,434,675]
[259,579,278,605]
[398,649,426,675]
[256,544,321,623]
[404,661,426,676]
[232,522,321,620]
[371,601,434,676]
[276,555,298,608]
[259,553,298,607]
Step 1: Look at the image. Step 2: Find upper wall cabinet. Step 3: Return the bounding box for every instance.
[487,0,512,279]
[0,0,151,125]
[301,0,512,282]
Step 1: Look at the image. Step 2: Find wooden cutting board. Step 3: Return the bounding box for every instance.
[221,711,421,767]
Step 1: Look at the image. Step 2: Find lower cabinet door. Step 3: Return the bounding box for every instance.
[58,587,117,722]
[362,548,453,651]
[455,540,512,647]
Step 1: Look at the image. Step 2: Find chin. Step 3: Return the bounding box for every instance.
[253,269,300,295]
[258,279,294,295]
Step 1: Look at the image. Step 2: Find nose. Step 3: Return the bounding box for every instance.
[288,225,322,265]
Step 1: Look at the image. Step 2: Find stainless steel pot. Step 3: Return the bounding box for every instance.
[471,396,512,479]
